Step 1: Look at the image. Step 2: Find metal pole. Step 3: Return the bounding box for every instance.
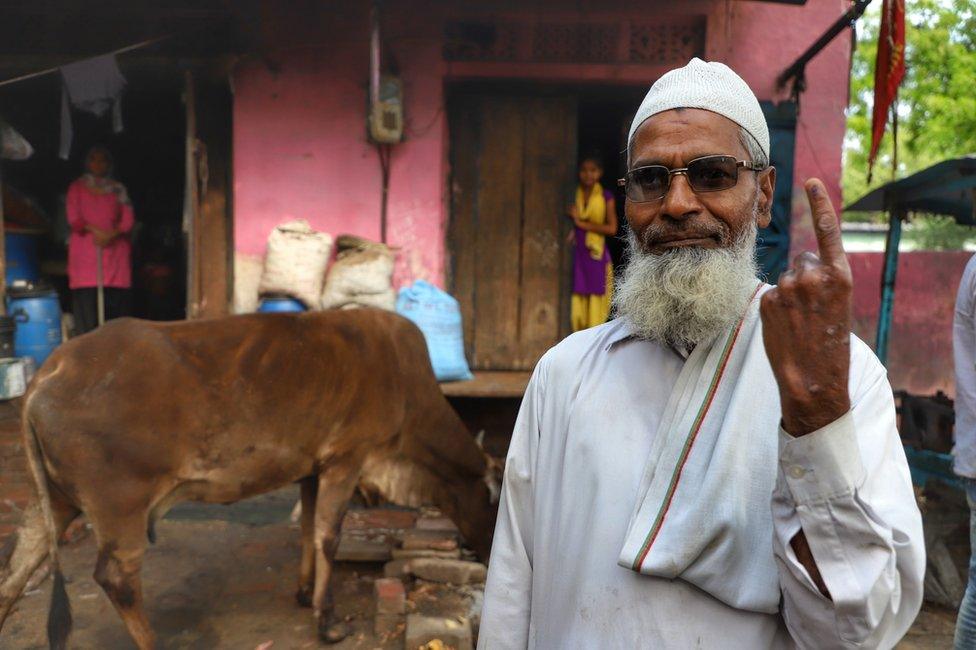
[891,93,898,181]
[875,209,902,366]
[96,245,105,326]
[776,0,873,93]
[0,161,6,317]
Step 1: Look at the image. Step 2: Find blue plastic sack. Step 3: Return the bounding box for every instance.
[396,280,474,382]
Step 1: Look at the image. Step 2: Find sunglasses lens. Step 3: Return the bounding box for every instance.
[627,167,668,201]
[687,156,738,192]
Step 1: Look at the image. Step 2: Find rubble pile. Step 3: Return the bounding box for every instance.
[337,506,487,649]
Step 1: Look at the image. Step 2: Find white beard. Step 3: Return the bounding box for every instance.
[612,219,760,349]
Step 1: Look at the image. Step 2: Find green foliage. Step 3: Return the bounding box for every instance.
[905,215,976,250]
[843,0,976,213]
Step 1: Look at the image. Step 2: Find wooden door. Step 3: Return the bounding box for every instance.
[756,101,797,284]
[449,90,577,371]
[184,67,233,319]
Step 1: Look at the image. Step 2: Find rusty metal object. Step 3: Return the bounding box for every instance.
[896,390,955,454]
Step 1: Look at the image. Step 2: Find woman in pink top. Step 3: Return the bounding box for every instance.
[66,146,135,334]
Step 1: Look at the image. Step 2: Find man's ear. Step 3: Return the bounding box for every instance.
[757,166,776,229]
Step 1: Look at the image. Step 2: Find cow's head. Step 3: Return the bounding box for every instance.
[475,430,505,505]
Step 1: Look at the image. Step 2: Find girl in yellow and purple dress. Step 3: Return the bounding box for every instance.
[567,156,618,332]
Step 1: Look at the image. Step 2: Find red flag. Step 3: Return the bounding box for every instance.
[868,0,906,181]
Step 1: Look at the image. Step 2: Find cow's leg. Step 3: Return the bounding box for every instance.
[92,522,154,650]
[296,476,317,607]
[0,497,78,631]
[312,466,359,644]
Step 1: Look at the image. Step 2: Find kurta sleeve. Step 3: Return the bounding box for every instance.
[479,357,547,650]
[116,200,135,235]
[66,182,86,233]
[771,338,925,649]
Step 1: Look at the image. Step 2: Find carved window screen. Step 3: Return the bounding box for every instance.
[444,18,705,64]
[629,21,706,64]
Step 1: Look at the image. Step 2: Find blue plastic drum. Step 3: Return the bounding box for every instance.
[257,295,307,313]
[7,286,62,367]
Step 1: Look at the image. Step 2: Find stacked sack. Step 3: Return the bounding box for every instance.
[320,235,396,311]
[257,220,333,309]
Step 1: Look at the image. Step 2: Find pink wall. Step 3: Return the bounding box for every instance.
[849,251,971,397]
[232,0,853,288]
[716,0,852,256]
[232,2,449,285]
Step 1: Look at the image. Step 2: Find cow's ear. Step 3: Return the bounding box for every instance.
[474,430,485,449]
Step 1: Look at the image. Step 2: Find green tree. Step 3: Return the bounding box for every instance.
[843,0,976,224]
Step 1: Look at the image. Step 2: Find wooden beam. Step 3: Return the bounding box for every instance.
[0,162,6,316]
[183,70,200,319]
[193,72,233,319]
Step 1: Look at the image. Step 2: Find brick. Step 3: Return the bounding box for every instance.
[405,615,472,650]
[0,500,23,515]
[374,613,403,637]
[409,559,487,585]
[467,589,484,640]
[391,548,461,560]
[415,516,459,533]
[374,577,405,615]
[0,523,18,544]
[0,485,28,498]
[383,559,413,579]
[334,535,393,562]
[342,508,417,532]
[400,529,458,552]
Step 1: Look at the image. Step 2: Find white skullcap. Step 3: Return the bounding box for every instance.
[628,57,769,161]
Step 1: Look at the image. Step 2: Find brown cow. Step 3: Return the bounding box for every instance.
[0,309,500,649]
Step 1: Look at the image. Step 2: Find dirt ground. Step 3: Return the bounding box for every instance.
[0,486,964,649]
[1,488,477,650]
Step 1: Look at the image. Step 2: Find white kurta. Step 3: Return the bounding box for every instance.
[479,317,925,649]
[954,254,976,478]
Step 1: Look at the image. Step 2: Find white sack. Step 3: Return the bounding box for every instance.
[259,220,333,309]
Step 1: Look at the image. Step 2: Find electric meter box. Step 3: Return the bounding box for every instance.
[368,76,404,144]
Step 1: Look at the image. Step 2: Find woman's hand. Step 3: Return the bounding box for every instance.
[567,205,580,220]
[87,225,117,247]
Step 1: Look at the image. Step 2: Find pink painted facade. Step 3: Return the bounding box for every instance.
[232,0,853,288]
[849,251,971,398]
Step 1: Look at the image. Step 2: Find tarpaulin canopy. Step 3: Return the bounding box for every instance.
[845,155,976,224]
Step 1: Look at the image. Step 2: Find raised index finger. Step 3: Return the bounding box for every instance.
[805,178,849,271]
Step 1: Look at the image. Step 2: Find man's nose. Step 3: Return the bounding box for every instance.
[660,173,702,221]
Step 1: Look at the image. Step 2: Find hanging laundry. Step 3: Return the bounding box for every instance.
[0,120,33,160]
[59,54,126,159]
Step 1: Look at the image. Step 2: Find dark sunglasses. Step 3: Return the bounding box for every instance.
[617,155,766,203]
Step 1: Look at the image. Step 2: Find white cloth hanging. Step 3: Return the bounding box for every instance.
[59,54,126,159]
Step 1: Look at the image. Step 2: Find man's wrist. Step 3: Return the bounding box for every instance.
[780,394,849,436]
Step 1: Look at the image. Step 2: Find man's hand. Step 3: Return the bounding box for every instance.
[760,179,853,437]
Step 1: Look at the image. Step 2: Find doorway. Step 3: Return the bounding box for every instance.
[577,86,647,273]
[0,60,188,328]
[447,83,648,372]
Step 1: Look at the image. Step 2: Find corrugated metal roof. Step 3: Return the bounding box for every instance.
[845,155,976,225]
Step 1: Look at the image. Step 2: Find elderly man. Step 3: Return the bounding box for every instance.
[479,59,924,649]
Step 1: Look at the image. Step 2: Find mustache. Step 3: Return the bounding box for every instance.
[635,222,732,250]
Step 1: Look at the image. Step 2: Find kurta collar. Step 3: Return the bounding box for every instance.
[605,318,691,360]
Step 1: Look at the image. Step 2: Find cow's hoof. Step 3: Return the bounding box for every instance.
[295,586,313,608]
[318,620,350,644]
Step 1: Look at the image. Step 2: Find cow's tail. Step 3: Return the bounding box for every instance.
[22,415,71,650]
